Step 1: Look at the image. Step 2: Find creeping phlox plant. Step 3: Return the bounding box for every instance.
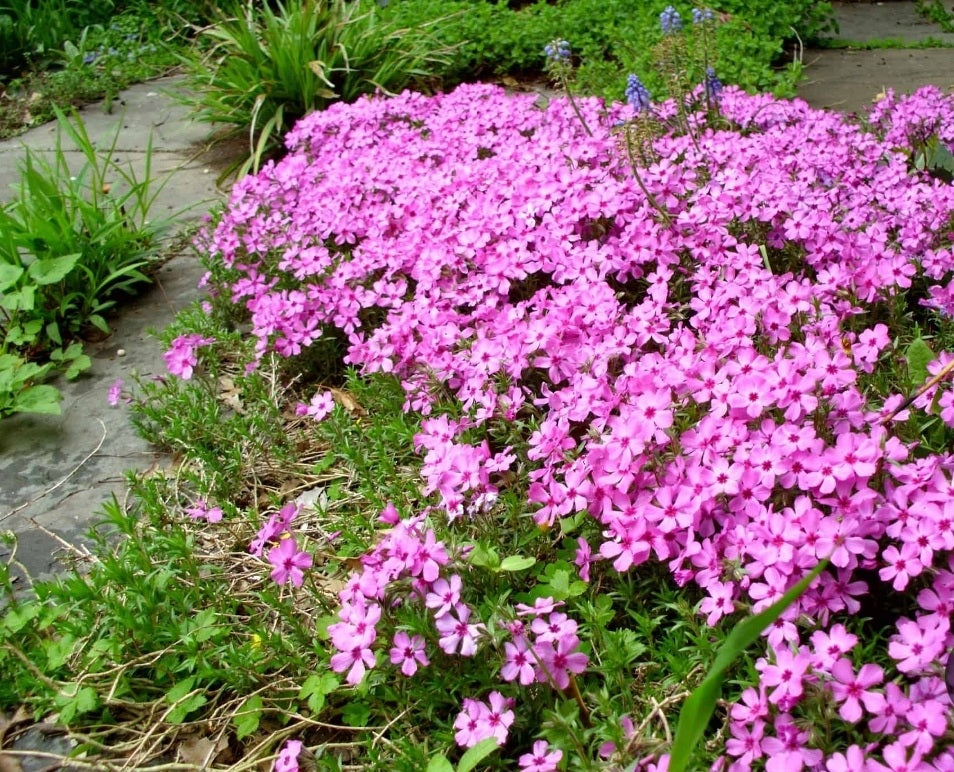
[172,71,954,767]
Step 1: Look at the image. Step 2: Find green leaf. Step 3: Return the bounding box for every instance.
[299,672,339,714]
[499,555,536,572]
[341,701,371,727]
[56,683,98,724]
[3,602,40,633]
[906,335,935,387]
[668,560,828,772]
[457,738,499,772]
[467,543,499,570]
[425,755,454,772]
[233,695,263,740]
[45,635,77,670]
[27,253,81,285]
[0,264,23,292]
[13,385,62,415]
[64,354,92,380]
[166,677,196,704]
[45,322,62,346]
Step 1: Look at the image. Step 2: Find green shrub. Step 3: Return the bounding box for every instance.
[180,0,452,176]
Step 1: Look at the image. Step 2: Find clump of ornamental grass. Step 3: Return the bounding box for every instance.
[177,75,954,770]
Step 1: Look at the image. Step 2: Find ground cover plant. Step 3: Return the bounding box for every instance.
[4,7,954,771]
[179,55,954,766]
[0,2,210,138]
[367,0,834,99]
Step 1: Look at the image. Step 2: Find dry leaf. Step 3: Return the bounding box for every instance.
[218,376,245,414]
[177,734,229,767]
[329,388,366,417]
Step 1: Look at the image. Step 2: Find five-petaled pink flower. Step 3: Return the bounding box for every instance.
[267,537,313,587]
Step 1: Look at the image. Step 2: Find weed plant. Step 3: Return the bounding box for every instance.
[0,108,173,415]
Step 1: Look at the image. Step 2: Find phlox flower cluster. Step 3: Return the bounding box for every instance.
[248,502,313,588]
[200,81,954,764]
[326,504,587,752]
[162,333,214,380]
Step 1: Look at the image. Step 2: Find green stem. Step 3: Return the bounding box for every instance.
[561,74,593,138]
[625,130,672,225]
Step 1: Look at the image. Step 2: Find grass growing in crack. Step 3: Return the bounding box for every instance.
[0,107,175,417]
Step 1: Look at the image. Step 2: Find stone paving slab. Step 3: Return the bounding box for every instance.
[0,76,232,579]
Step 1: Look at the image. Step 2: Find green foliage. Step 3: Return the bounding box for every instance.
[0,107,170,416]
[179,0,452,176]
[916,0,954,32]
[372,0,834,99]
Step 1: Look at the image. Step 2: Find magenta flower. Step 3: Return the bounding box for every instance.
[163,334,214,380]
[828,658,884,722]
[435,606,484,656]
[389,631,429,676]
[267,537,313,587]
[533,633,588,689]
[185,499,223,524]
[274,739,302,772]
[453,698,492,748]
[107,378,124,406]
[501,637,535,685]
[757,647,811,706]
[519,740,562,771]
[295,389,335,421]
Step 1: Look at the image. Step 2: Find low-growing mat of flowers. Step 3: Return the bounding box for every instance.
[193,80,954,768]
[6,78,954,769]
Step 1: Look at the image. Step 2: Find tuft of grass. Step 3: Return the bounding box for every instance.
[179,0,453,178]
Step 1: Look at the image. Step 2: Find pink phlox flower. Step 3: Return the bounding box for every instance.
[328,601,380,684]
[274,739,303,772]
[435,605,484,656]
[107,378,124,406]
[389,631,429,676]
[412,528,449,582]
[501,636,536,685]
[575,537,596,581]
[725,718,765,767]
[761,714,823,770]
[868,681,911,735]
[515,597,564,616]
[879,542,925,590]
[519,740,563,772]
[453,693,513,748]
[185,499,223,524]
[267,536,313,587]
[453,697,489,749]
[730,686,770,725]
[533,632,588,689]
[425,575,462,618]
[481,691,515,745]
[828,658,885,722]
[295,389,335,420]
[699,581,736,626]
[866,741,931,772]
[163,334,214,379]
[757,646,812,706]
[824,745,867,772]
[530,612,578,643]
[897,699,949,755]
[810,624,858,669]
[888,617,947,674]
